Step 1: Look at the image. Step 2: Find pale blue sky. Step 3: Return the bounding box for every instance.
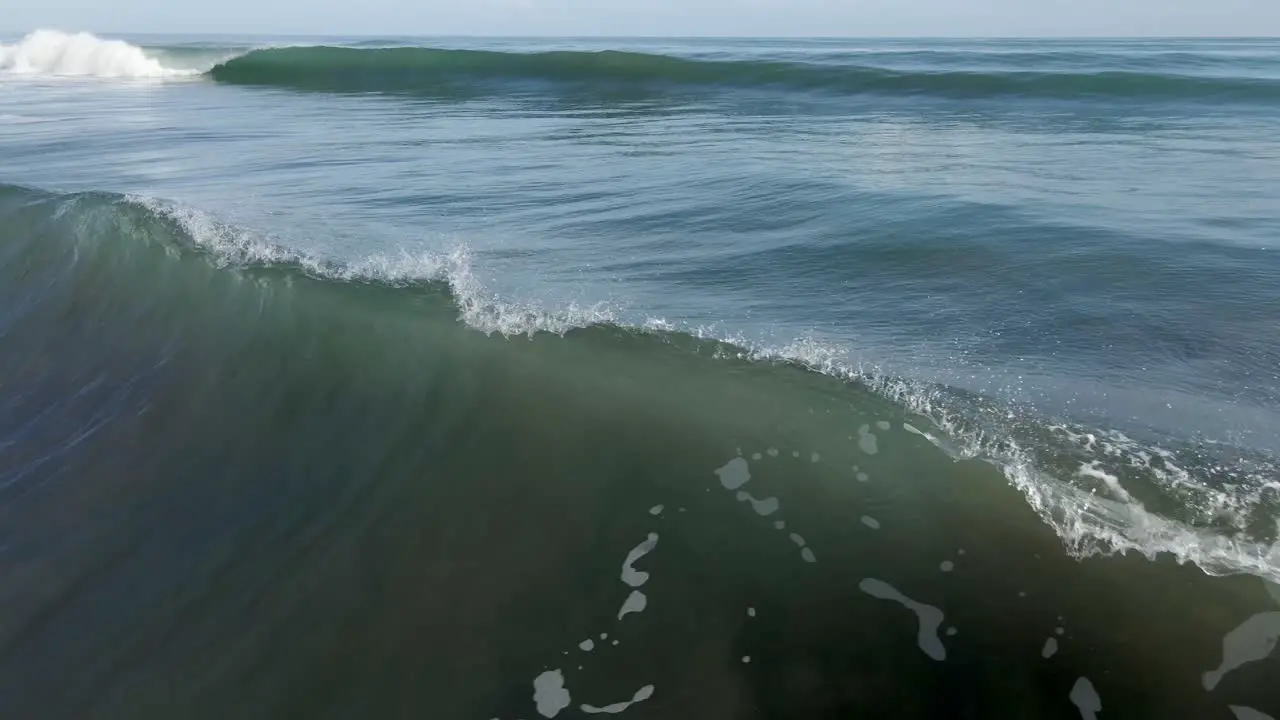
[5,0,1280,38]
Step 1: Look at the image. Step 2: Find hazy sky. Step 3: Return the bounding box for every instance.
[5,0,1280,38]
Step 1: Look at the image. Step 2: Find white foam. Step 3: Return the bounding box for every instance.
[445,255,620,338]
[747,607,756,617]
[774,520,786,530]
[801,548,816,563]
[1069,677,1101,720]
[903,422,945,449]
[714,457,751,490]
[136,197,613,341]
[533,670,572,718]
[1202,611,1280,691]
[861,516,881,529]
[321,240,619,338]
[131,197,304,268]
[876,421,891,431]
[1077,462,1135,504]
[810,452,820,463]
[579,639,595,652]
[0,30,196,78]
[617,590,647,620]
[621,533,659,588]
[778,344,1280,586]
[856,471,870,483]
[1042,637,1058,658]
[1026,426,1280,584]
[648,504,664,516]
[789,533,806,547]
[581,685,654,714]
[940,561,954,572]
[859,578,946,661]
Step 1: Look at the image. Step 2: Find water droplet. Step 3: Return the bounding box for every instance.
[1042,637,1059,659]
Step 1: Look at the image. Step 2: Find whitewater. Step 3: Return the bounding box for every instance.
[0,29,200,77]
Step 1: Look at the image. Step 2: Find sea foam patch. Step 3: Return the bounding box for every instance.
[581,685,654,715]
[859,578,946,661]
[1203,612,1280,691]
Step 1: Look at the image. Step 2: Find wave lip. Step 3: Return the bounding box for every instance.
[0,29,196,79]
[206,45,1280,102]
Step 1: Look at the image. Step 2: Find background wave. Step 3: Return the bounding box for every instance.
[206,45,1280,101]
[6,30,1280,104]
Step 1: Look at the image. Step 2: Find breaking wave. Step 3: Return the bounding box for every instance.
[3,182,1276,584]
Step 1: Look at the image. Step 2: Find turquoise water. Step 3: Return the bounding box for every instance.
[1,30,1279,719]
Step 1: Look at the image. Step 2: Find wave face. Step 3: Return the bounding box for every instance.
[2,183,1276,592]
[206,44,1280,101]
[0,29,196,78]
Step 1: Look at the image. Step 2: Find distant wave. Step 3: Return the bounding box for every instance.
[6,31,1279,103]
[206,45,1280,101]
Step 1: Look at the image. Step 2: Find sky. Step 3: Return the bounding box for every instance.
[4,0,1280,38]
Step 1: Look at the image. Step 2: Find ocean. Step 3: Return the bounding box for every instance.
[1,28,1279,719]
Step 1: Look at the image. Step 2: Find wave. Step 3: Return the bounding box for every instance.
[0,29,198,79]
[2,181,1277,585]
[206,45,1280,101]
[6,31,1277,103]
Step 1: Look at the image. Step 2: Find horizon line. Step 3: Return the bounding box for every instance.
[4,28,1280,41]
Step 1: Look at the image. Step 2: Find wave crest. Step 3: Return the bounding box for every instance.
[0,29,195,79]
[130,195,619,336]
